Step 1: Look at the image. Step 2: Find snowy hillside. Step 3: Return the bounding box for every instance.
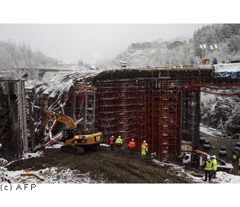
[104,36,194,69]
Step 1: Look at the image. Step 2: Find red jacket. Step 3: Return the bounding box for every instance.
[128,141,136,148]
[109,137,115,145]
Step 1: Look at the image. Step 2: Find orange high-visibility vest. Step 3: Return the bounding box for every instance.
[128,141,136,148]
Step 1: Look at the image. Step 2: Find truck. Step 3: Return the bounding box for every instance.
[183,149,233,173]
[35,108,104,155]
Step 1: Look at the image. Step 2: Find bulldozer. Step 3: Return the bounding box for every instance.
[35,108,104,155]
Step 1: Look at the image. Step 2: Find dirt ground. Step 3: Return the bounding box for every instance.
[4,132,239,183]
[6,145,194,183]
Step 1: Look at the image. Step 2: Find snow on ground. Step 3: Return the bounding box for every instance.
[1,126,239,206]
[1,143,239,206]
[0,167,100,184]
[1,143,240,184]
[152,159,240,184]
[200,124,222,136]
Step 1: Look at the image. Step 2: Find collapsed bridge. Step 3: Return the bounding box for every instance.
[1,64,240,161]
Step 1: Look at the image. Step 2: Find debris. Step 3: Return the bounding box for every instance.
[0,158,8,166]
[20,172,44,181]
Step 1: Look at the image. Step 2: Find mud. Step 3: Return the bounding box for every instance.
[5,131,239,183]
[6,145,192,183]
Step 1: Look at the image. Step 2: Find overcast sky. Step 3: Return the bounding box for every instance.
[0,24,207,64]
[0,1,235,65]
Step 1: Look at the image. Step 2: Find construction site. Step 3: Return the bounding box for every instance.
[1,63,240,163]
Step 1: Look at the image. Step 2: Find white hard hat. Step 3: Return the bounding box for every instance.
[143,140,146,143]
[212,155,216,158]
[207,156,210,160]
[131,139,134,141]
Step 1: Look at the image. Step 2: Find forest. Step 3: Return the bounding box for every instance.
[113,24,240,67]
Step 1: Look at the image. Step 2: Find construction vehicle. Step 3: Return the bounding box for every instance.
[183,149,233,173]
[36,108,104,155]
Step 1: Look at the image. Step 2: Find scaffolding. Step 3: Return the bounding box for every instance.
[65,84,97,134]
[96,80,146,145]
[93,68,238,161]
[95,79,180,160]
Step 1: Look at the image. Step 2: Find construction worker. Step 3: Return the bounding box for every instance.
[141,140,146,148]
[211,155,217,178]
[141,140,148,149]
[108,135,115,151]
[233,153,237,160]
[128,138,136,156]
[115,136,123,152]
[203,156,212,182]
[141,143,148,159]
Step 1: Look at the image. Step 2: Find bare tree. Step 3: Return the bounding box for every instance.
[2,39,23,77]
[19,42,43,79]
[0,40,46,79]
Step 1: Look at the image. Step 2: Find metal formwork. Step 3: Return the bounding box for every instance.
[180,90,200,154]
[144,79,180,161]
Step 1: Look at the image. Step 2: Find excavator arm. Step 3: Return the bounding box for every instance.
[193,149,227,165]
[41,108,77,129]
[37,108,76,136]
[35,108,83,151]
[193,149,208,157]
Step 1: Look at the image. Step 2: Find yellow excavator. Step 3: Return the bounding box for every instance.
[36,108,104,155]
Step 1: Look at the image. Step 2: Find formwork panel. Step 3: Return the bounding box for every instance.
[180,90,200,154]
[145,79,180,161]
